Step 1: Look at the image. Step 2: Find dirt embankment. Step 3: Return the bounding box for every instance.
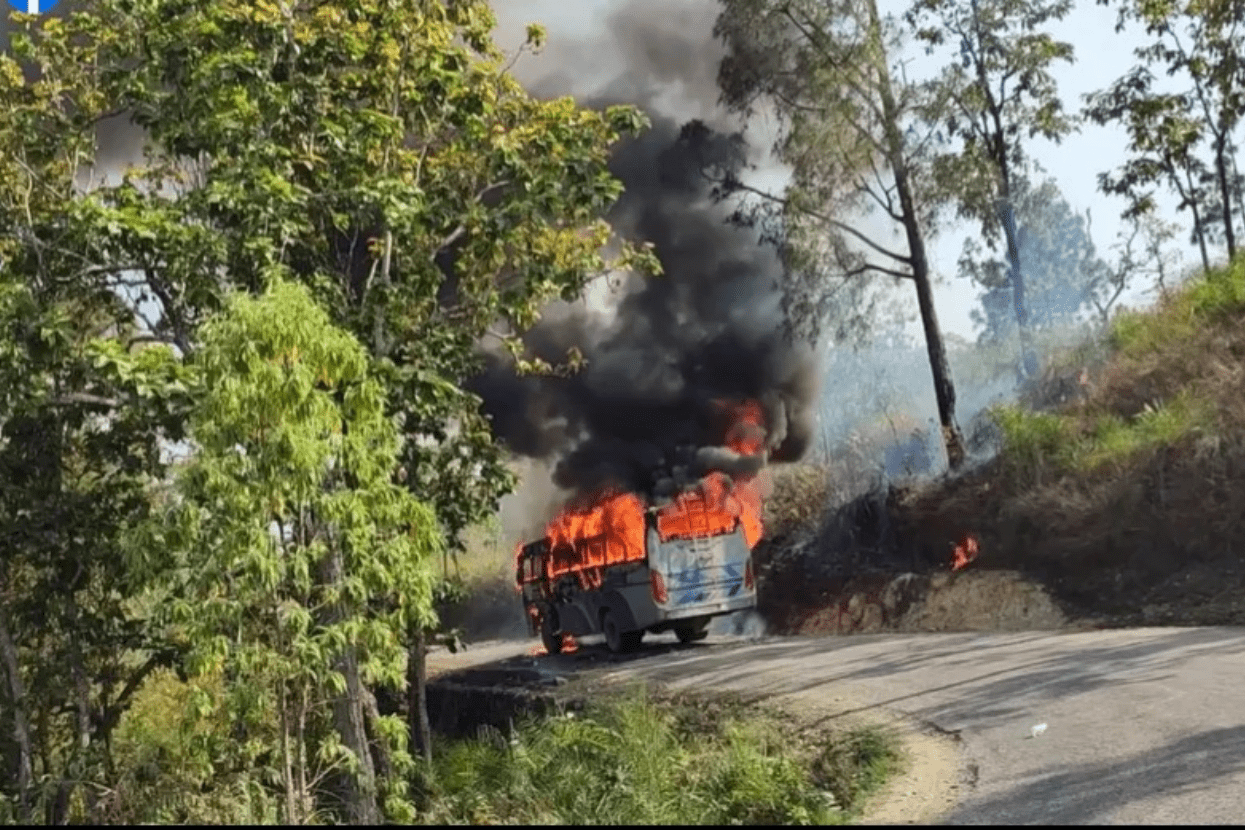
[757,457,1245,637]
[757,342,1245,637]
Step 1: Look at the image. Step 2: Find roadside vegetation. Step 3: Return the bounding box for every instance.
[419,687,900,825]
[90,675,905,824]
[992,255,1245,488]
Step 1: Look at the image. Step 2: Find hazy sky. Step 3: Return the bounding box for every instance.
[491,0,1201,342]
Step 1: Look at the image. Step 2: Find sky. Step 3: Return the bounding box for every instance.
[490,0,1206,342]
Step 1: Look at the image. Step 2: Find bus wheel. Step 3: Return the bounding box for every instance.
[602,610,641,653]
[540,611,563,655]
[675,617,710,644]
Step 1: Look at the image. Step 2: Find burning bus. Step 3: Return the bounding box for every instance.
[515,402,766,654]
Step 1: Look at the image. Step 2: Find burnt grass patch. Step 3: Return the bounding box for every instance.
[757,437,1245,636]
[757,259,1245,635]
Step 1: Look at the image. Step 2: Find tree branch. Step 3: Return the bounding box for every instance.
[99,649,180,738]
[846,262,914,281]
[779,7,889,125]
[723,178,913,264]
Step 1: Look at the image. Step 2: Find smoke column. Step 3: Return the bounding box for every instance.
[475,0,819,509]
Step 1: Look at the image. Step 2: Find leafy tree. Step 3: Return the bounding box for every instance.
[908,0,1077,377]
[1085,0,1245,268]
[140,280,441,823]
[3,0,650,805]
[714,0,968,469]
[0,19,192,821]
[1125,210,1186,298]
[0,283,188,823]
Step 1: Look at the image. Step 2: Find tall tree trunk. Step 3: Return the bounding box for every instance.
[319,547,380,825]
[297,685,311,822]
[363,224,435,769]
[1229,142,1245,241]
[360,687,393,783]
[0,570,33,823]
[406,628,432,765]
[1180,161,1212,272]
[866,0,966,470]
[997,201,1037,378]
[278,681,299,825]
[1213,138,1236,259]
[333,650,379,824]
[966,0,1035,378]
[46,627,95,824]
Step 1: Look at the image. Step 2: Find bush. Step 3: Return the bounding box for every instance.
[1072,391,1211,471]
[766,464,837,539]
[1186,256,1245,318]
[103,669,281,825]
[993,405,1072,485]
[418,687,898,825]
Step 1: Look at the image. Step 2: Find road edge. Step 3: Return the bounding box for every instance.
[769,689,967,825]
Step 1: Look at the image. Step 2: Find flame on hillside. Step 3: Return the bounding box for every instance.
[951,534,979,571]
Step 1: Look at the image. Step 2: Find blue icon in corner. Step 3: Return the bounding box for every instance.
[6,0,59,13]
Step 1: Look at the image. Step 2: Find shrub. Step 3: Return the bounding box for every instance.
[419,687,897,825]
[766,464,837,539]
[104,669,281,825]
[993,405,1072,485]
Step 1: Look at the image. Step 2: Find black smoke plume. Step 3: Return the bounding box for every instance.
[472,80,819,506]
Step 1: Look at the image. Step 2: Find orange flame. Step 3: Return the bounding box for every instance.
[529,633,579,657]
[722,399,766,456]
[721,399,767,548]
[519,399,769,593]
[951,534,979,571]
[543,490,648,583]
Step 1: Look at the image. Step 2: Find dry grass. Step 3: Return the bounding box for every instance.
[889,255,1245,625]
[764,414,935,544]
[755,256,1245,633]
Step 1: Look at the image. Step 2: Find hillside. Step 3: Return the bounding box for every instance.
[758,256,1245,636]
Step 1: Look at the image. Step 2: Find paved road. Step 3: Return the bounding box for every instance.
[429,626,1245,824]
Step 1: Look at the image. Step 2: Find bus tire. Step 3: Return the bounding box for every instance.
[602,610,642,653]
[675,617,710,644]
[540,610,563,655]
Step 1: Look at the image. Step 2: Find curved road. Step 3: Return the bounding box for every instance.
[428,626,1245,824]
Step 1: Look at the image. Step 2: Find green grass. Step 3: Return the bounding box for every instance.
[993,406,1073,476]
[1073,391,1211,470]
[418,686,900,825]
[1112,257,1245,356]
[993,389,1212,483]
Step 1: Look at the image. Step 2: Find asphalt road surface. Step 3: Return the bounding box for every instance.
[428,626,1245,824]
